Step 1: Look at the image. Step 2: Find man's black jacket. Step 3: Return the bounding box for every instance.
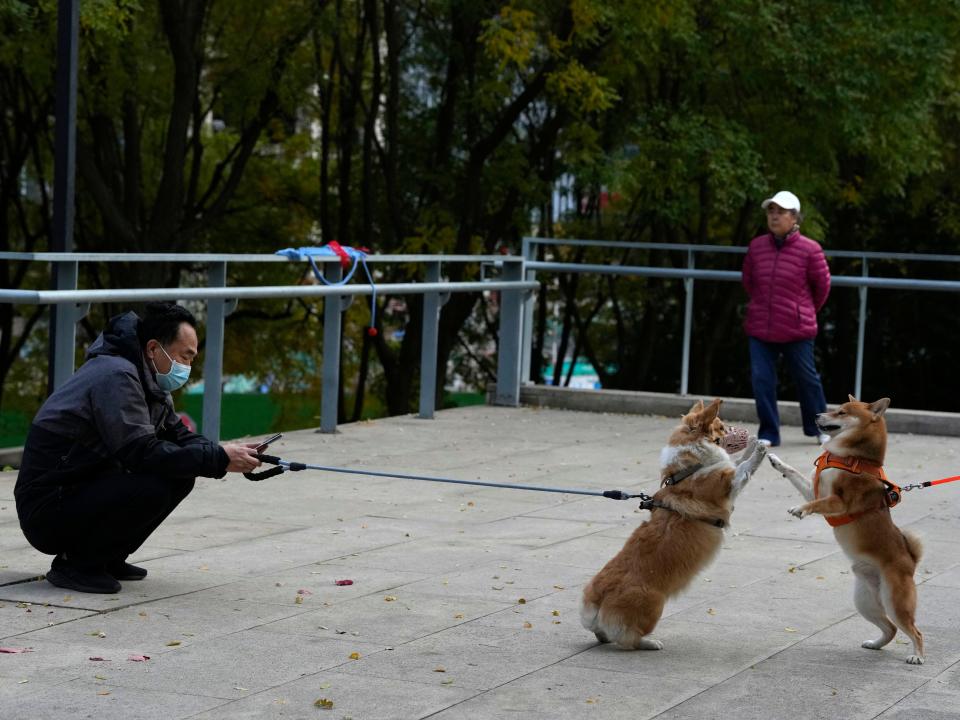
[15,312,229,505]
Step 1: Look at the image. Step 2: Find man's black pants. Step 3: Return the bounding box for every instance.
[18,471,194,565]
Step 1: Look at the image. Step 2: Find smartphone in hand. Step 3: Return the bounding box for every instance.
[255,433,282,453]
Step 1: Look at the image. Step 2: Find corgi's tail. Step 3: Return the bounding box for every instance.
[902,530,923,565]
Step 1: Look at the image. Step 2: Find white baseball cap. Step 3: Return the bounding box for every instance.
[761,190,800,212]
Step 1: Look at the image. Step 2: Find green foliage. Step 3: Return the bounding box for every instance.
[4,0,960,420]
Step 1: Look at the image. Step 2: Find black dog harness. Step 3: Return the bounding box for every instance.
[641,462,727,528]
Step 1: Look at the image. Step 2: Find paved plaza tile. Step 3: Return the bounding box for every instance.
[1,405,959,719]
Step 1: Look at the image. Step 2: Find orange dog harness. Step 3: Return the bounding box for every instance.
[812,451,901,527]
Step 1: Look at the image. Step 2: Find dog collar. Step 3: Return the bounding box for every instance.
[661,463,703,486]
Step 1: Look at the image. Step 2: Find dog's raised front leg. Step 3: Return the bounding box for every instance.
[788,494,846,519]
[732,436,758,465]
[768,453,814,501]
[732,441,766,495]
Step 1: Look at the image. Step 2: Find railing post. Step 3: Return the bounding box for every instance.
[520,237,537,385]
[48,0,79,396]
[320,261,343,433]
[51,260,80,390]
[494,258,524,406]
[680,250,694,396]
[202,261,227,442]
[855,256,868,398]
[419,261,442,418]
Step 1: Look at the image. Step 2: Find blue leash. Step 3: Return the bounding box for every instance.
[277,245,378,330]
[244,454,645,501]
[305,254,377,330]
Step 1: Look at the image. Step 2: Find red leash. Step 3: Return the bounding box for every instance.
[902,475,960,492]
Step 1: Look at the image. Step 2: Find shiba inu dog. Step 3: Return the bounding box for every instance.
[580,398,766,650]
[768,395,924,664]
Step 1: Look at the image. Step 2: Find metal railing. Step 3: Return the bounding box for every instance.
[520,237,960,398]
[3,243,958,443]
[0,252,534,440]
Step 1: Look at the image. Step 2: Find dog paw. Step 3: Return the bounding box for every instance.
[768,453,786,472]
[862,639,883,650]
[635,637,663,651]
[906,655,924,665]
[753,442,767,462]
[787,505,806,519]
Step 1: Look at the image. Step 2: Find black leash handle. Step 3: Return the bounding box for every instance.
[244,465,285,481]
[243,454,292,481]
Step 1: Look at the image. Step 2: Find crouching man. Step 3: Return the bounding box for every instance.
[14,302,261,593]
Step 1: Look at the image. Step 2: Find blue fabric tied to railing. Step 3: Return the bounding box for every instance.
[276,243,378,334]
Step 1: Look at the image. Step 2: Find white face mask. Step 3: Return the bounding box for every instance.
[152,344,191,391]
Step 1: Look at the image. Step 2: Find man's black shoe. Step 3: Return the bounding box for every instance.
[107,561,148,581]
[46,556,120,594]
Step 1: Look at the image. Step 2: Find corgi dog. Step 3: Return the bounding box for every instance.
[767,395,924,664]
[580,398,767,650]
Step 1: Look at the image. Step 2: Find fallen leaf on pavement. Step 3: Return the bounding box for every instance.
[166,641,181,646]
[384,596,397,602]
[0,647,33,654]
[523,622,533,629]
[127,655,150,662]
[297,589,313,595]
[335,579,354,586]
[434,667,446,672]
[348,652,361,660]
[314,698,334,709]
[88,657,109,662]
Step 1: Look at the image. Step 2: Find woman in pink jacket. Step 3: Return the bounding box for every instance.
[742,190,831,447]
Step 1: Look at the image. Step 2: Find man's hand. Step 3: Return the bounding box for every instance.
[222,443,262,473]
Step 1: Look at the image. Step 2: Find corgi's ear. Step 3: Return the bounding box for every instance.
[699,398,722,426]
[688,399,705,414]
[848,393,858,403]
[868,397,891,420]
